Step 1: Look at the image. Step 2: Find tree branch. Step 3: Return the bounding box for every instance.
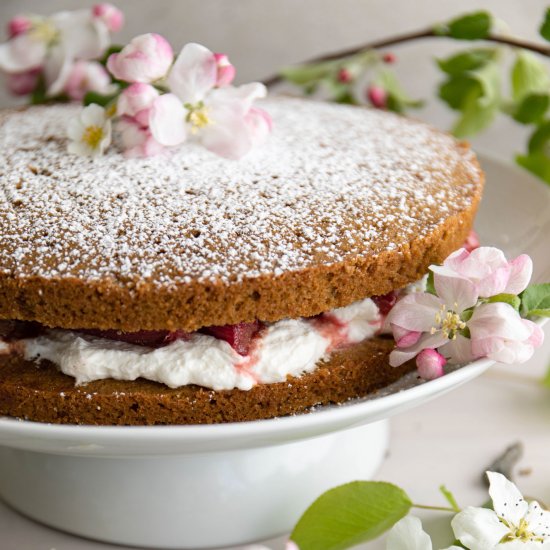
[262,29,550,87]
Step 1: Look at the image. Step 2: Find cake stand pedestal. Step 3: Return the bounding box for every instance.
[0,420,388,549]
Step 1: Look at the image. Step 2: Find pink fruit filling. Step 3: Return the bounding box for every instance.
[0,293,401,356]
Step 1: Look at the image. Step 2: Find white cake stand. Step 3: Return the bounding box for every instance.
[0,156,548,548]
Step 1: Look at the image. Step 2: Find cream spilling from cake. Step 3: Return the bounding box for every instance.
[18,297,383,391]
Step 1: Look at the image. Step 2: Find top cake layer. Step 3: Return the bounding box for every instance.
[0,97,483,331]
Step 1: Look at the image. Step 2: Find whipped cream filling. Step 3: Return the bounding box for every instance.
[15,278,427,391]
[20,297,381,391]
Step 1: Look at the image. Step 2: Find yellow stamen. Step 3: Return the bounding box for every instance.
[500,517,544,543]
[186,102,212,133]
[432,305,466,340]
[82,125,104,150]
[29,19,59,46]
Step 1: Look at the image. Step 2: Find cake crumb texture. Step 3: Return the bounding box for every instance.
[0,97,483,331]
[0,336,414,425]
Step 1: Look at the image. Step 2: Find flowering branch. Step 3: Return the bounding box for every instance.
[261,30,550,88]
[266,9,550,186]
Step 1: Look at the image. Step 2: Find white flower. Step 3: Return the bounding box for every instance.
[0,9,110,96]
[67,104,112,157]
[452,472,550,549]
[149,42,271,159]
[386,516,462,550]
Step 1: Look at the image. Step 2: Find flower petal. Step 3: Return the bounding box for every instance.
[504,254,533,295]
[0,34,46,73]
[385,516,432,550]
[168,42,217,104]
[487,471,529,526]
[389,332,448,367]
[53,9,109,60]
[438,334,477,364]
[387,293,443,333]
[149,94,187,147]
[451,506,509,550]
[524,501,550,539]
[432,269,478,312]
[468,303,531,340]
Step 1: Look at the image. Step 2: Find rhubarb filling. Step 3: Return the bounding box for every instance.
[0,282,425,391]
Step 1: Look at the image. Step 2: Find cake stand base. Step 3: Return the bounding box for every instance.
[0,419,388,549]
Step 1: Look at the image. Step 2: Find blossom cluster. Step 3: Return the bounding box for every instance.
[0,4,122,100]
[387,244,545,380]
[69,36,271,159]
[386,472,550,549]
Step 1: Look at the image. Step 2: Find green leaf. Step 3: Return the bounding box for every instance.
[487,293,521,311]
[439,59,501,137]
[436,11,492,40]
[426,271,436,295]
[511,93,550,124]
[280,60,339,86]
[516,152,550,185]
[439,485,461,513]
[375,69,423,113]
[98,44,123,66]
[511,51,550,102]
[540,8,550,41]
[437,48,497,76]
[520,283,550,317]
[542,362,550,387]
[517,122,550,185]
[290,481,412,550]
[83,90,119,107]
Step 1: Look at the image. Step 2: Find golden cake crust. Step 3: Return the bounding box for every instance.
[0,98,483,331]
[0,336,414,425]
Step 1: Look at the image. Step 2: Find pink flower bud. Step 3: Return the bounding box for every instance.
[213,53,235,87]
[367,85,387,109]
[286,542,300,550]
[92,3,124,32]
[6,68,40,96]
[7,15,32,38]
[416,349,446,380]
[337,68,352,83]
[382,52,396,64]
[107,33,173,84]
[464,229,480,252]
[64,60,112,101]
[117,82,159,127]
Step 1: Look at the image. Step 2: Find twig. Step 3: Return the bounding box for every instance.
[262,29,550,87]
[483,442,524,486]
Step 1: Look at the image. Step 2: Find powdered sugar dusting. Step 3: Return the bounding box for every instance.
[0,97,481,286]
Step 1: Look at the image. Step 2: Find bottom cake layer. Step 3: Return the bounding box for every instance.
[0,336,414,425]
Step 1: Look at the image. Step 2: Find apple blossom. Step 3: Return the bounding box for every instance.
[213,53,235,86]
[117,118,164,158]
[468,302,544,364]
[5,69,40,96]
[367,85,387,108]
[388,272,479,367]
[64,60,113,100]
[452,472,550,548]
[117,82,159,126]
[107,33,173,83]
[432,247,533,298]
[416,349,446,380]
[7,15,32,38]
[67,103,112,157]
[0,7,116,97]
[92,3,124,33]
[149,42,270,159]
[386,516,461,550]
[463,229,480,252]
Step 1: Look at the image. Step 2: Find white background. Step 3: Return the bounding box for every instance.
[1,1,550,548]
